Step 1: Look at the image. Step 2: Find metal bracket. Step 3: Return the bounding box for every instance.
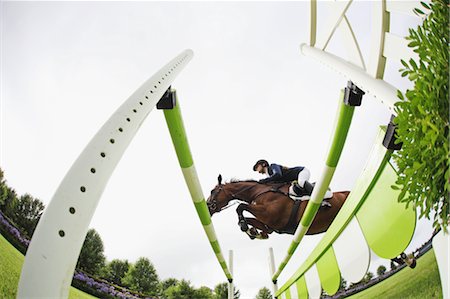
[344,81,364,106]
[157,86,177,109]
[383,115,403,150]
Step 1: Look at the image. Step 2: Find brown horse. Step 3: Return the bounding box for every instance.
[207,175,350,240]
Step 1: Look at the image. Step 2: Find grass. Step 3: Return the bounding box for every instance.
[0,233,97,299]
[349,250,443,299]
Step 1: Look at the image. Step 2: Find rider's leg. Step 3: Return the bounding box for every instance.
[291,168,312,198]
[297,168,311,187]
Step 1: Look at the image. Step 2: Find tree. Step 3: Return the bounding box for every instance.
[160,277,179,297]
[164,279,196,299]
[12,194,44,238]
[76,228,106,276]
[394,0,449,232]
[377,265,387,276]
[102,259,129,286]
[339,277,347,290]
[194,286,214,299]
[214,282,240,299]
[0,185,18,219]
[123,257,160,296]
[255,287,272,299]
[362,271,374,284]
[390,260,397,271]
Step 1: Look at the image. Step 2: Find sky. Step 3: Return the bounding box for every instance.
[0,1,432,298]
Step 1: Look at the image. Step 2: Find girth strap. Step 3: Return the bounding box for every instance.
[282,200,301,234]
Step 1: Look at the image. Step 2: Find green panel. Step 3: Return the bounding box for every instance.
[194,201,212,226]
[164,100,194,168]
[356,162,416,259]
[316,247,341,295]
[276,127,390,297]
[284,287,292,299]
[326,92,355,167]
[296,276,308,299]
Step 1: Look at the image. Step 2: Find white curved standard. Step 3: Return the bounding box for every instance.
[17,49,194,298]
[332,217,370,284]
[305,265,322,299]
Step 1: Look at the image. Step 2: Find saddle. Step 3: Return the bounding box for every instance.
[288,182,332,206]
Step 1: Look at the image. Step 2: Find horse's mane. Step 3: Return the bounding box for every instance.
[227,178,289,188]
[228,178,258,183]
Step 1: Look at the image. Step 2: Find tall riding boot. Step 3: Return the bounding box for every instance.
[303,181,314,196]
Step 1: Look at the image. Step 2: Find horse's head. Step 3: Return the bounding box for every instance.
[207,174,233,216]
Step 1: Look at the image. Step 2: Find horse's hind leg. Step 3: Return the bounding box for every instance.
[236,204,249,231]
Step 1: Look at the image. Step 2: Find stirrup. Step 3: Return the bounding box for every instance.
[289,183,310,201]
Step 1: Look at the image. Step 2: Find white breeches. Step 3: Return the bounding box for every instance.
[297,168,311,187]
[297,168,332,199]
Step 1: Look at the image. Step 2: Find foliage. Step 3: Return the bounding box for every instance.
[0,168,43,245]
[163,279,197,299]
[394,0,449,232]
[255,287,272,299]
[102,259,130,286]
[77,229,106,276]
[123,257,160,296]
[362,272,374,284]
[12,194,44,238]
[214,282,240,299]
[72,271,142,299]
[0,210,29,254]
[196,286,214,299]
[339,277,347,291]
[377,265,387,276]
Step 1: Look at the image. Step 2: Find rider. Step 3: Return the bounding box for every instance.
[253,159,313,200]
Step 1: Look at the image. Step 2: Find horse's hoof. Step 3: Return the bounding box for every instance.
[239,220,248,232]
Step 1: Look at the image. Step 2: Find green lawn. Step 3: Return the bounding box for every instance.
[0,233,97,299]
[349,250,443,299]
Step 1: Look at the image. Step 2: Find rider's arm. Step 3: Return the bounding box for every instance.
[259,164,283,183]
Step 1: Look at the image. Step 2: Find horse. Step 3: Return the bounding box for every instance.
[207,175,350,240]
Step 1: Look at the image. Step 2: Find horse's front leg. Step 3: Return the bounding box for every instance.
[245,218,273,239]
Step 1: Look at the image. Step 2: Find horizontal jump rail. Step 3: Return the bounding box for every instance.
[162,92,233,281]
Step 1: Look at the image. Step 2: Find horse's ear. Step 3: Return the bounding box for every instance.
[218,174,222,185]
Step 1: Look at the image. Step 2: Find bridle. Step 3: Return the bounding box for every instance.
[208,183,257,213]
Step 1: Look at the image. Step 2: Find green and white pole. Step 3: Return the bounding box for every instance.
[272,87,360,282]
[162,92,233,283]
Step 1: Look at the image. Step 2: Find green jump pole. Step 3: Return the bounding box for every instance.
[272,86,361,282]
[162,89,233,282]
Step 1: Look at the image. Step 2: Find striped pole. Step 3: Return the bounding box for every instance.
[162,91,233,282]
[272,88,358,282]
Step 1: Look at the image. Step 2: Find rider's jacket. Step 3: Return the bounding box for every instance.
[259,163,305,184]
